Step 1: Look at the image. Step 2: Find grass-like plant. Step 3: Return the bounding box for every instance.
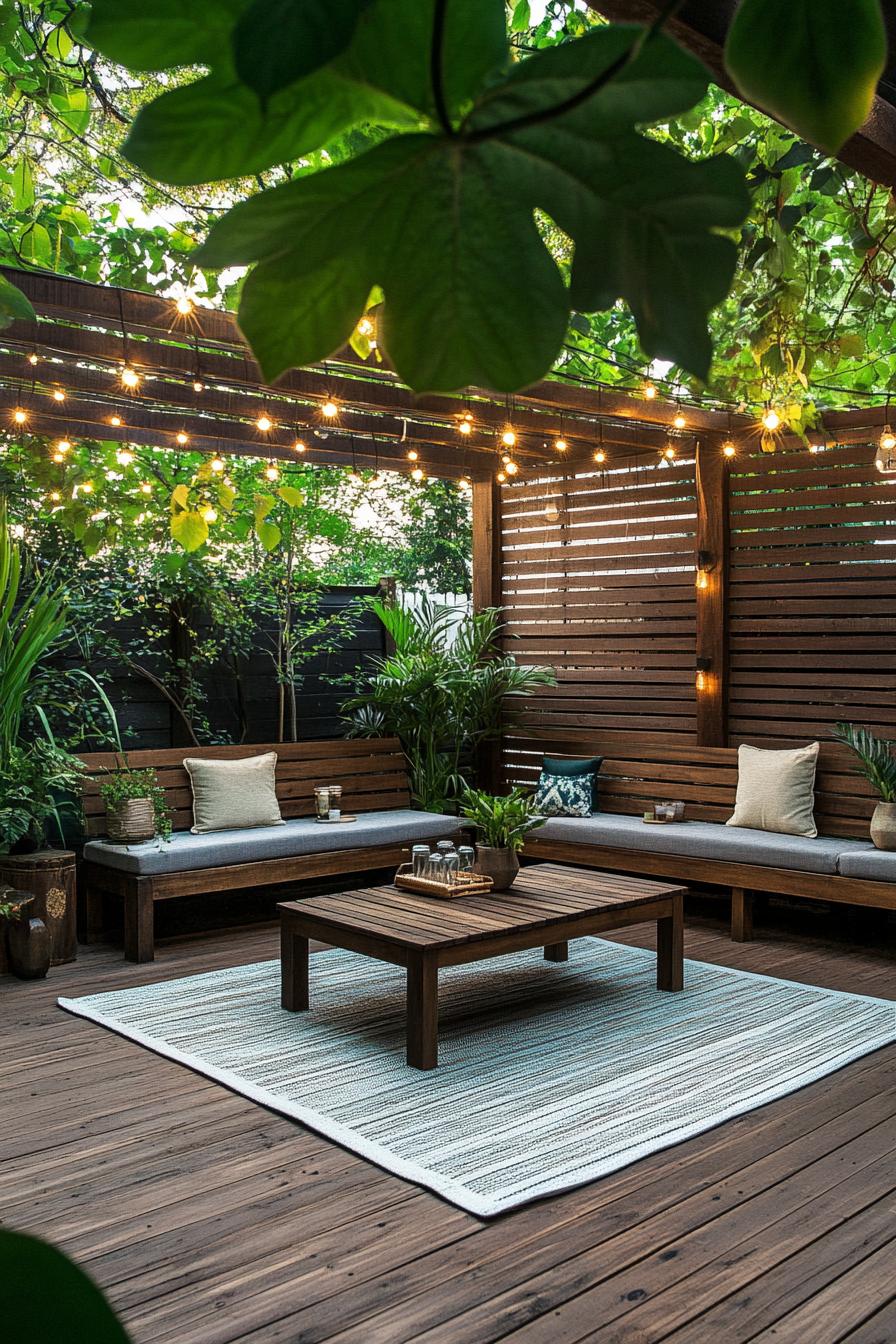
[832,722,896,802]
[459,786,545,853]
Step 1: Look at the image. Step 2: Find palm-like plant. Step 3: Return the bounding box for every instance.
[832,722,896,802]
[343,597,555,812]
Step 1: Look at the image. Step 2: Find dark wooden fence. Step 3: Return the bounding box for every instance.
[51,583,387,751]
[497,439,896,786]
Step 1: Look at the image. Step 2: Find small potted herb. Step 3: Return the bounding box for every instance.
[459,786,545,890]
[832,723,896,850]
[99,766,171,844]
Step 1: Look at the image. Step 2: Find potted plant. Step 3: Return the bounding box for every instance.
[99,764,172,844]
[0,741,85,855]
[832,723,896,850]
[459,786,546,890]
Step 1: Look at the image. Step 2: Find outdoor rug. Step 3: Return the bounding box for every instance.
[58,942,896,1217]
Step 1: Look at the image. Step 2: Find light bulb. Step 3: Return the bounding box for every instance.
[28,353,38,366]
[643,382,657,400]
[210,456,225,473]
[53,389,66,402]
[357,316,374,335]
[202,506,217,524]
[554,437,567,453]
[593,449,606,464]
[13,408,27,424]
[175,296,193,316]
[457,478,471,494]
[192,379,204,393]
[544,502,560,523]
[505,460,519,476]
[57,439,71,452]
[497,470,507,483]
[109,415,122,428]
[140,482,152,495]
[762,408,781,432]
[321,399,338,419]
[673,413,686,430]
[502,428,516,448]
[411,467,424,482]
[407,449,419,462]
[81,481,94,494]
[48,490,61,502]
[52,450,65,463]
[879,426,896,452]
[256,414,273,433]
[696,669,707,692]
[502,453,512,465]
[176,432,189,445]
[722,440,737,459]
[458,419,472,435]
[293,439,307,454]
[117,448,135,466]
[663,444,677,460]
[121,365,140,388]
[696,569,709,591]
[263,462,279,481]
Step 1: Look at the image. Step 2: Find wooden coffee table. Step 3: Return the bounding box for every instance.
[278,863,686,1070]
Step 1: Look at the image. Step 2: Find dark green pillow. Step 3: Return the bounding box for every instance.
[543,756,603,809]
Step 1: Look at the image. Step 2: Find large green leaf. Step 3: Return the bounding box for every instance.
[1,1230,130,1344]
[170,510,209,551]
[724,0,887,153]
[86,0,249,68]
[233,0,373,101]
[0,274,36,329]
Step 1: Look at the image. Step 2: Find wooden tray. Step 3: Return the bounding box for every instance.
[393,863,493,900]
[314,814,357,825]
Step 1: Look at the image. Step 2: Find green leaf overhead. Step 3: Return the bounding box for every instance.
[724,0,887,154]
[86,0,250,68]
[0,274,35,329]
[233,0,373,102]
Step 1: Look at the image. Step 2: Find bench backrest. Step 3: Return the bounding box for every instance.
[79,737,411,838]
[502,731,877,840]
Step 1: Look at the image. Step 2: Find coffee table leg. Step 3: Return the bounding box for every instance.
[657,893,684,991]
[281,928,309,1011]
[407,953,438,1070]
[544,942,569,962]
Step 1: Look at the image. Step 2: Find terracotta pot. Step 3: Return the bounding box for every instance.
[5,895,51,980]
[474,845,519,892]
[870,802,896,851]
[107,798,156,843]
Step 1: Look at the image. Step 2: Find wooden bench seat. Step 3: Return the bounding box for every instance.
[506,732,895,940]
[79,737,458,963]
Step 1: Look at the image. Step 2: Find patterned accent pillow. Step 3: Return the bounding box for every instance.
[534,771,594,818]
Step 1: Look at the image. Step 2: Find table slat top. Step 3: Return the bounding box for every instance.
[278,863,685,950]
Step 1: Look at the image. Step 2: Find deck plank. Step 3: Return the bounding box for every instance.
[2,912,893,1344]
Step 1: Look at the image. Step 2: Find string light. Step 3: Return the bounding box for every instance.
[13,408,27,425]
[321,399,338,419]
[52,449,66,463]
[202,506,218,524]
[505,460,519,476]
[544,500,560,523]
[501,428,516,448]
[48,490,61,503]
[293,439,307,454]
[762,407,782,432]
[256,414,273,433]
[117,447,135,467]
[56,439,72,453]
[695,658,711,693]
[722,439,737,458]
[263,461,280,481]
[457,477,472,495]
[175,296,194,317]
[210,455,225,473]
[672,410,686,430]
[176,431,189,446]
[411,466,424,483]
[643,382,657,400]
[52,388,66,402]
[192,379,204,393]
[140,481,153,495]
[81,481,94,494]
[663,443,677,460]
[27,353,38,366]
[109,415,123,427]
[458,415,472,435]
[121,365,140,389]
[406,448,419,462]
[593,448,606,464]
[879,425,896,452]
[357,316,374,336]
[554,437,568,453]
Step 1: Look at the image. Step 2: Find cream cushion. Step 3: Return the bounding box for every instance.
[726,743,819,839]
[184,752,284,834]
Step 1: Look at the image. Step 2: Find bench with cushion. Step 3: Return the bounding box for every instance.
[80,737,458,962]
[510,734,896,940]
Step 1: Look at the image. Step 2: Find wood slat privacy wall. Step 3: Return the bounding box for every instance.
[729,444,896,748]
[500,451,699,764]
[489,436,896,834]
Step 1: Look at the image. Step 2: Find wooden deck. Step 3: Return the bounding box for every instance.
[3,910,895,1343]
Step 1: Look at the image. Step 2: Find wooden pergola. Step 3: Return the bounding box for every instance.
[1,266,893,763]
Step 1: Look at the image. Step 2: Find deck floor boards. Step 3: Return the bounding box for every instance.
[2,912,894,1343]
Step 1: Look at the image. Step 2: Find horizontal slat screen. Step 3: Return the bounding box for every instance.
[729,443,896,753]
[500,455,699,785]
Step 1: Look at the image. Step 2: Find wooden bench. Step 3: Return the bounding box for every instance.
[505,732,894,940]
[79,737,457,963]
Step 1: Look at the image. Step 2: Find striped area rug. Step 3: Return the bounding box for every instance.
[59,942,896,1217]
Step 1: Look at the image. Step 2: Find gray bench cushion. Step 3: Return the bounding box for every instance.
[534,813,845,875]
[836,848,896,882]
[84,809,459,877]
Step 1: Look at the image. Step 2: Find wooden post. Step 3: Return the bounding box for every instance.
[472,475,504,791]
[695,438,729,747]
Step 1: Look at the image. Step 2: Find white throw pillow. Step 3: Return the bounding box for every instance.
[184,752,284,834]
[726,742,819,838]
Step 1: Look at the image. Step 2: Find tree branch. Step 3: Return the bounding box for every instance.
[430,0,455,137]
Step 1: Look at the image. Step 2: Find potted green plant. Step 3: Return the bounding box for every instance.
[459,785,546,890]
[99,765,172,844]
[0,741,85,855]
[832,723,896,850]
